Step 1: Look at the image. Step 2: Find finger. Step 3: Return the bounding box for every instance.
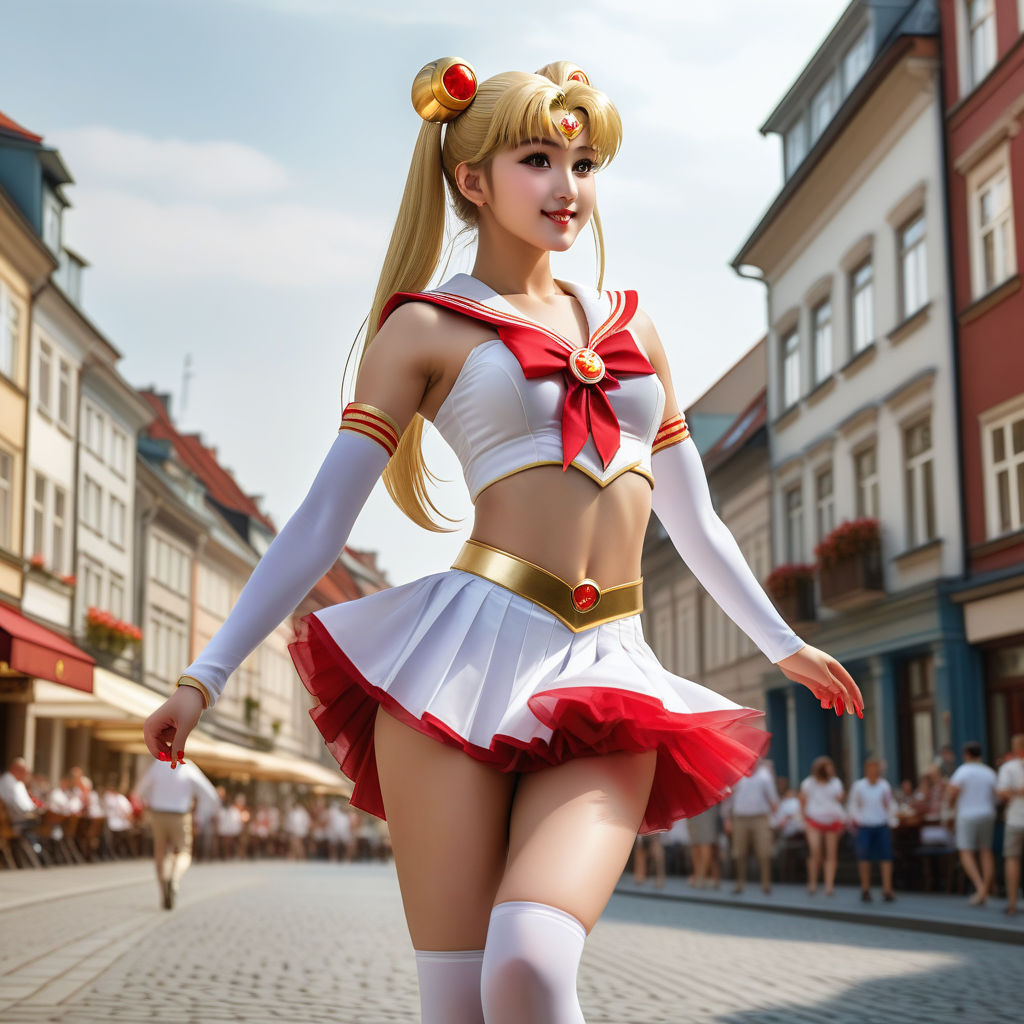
[170,725,192,769]
[826,662,863,717]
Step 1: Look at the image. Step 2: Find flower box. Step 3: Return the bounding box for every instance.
[765,564,816,625]
[85,607,143,657]
[815,519,884,610]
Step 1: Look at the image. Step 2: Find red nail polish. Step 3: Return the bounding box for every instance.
[836,697,844,716]
[158,751,168,761]
[857,706,864,719]
[178,750,186,763]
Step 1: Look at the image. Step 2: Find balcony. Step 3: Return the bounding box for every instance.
[818,543,884,610]
[765,566,817,628]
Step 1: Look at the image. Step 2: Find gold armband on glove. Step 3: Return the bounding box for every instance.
[652,412,690,454]
[338,402,402,457]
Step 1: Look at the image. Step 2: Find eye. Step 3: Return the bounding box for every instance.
[522,152,596,174]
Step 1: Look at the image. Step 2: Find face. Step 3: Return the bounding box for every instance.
[460,118,598,252]
[865,761,880,782]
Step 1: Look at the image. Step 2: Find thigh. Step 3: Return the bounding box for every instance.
[373,705,518,950]
[495,749,657,933]
[805,825,822,854]
[824,829,841,856]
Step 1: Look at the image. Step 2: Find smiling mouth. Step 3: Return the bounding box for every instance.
[543,211,575,223]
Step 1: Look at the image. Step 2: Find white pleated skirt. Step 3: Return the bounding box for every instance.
[288,568,768,835]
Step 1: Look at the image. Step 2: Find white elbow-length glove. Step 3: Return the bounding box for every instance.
[651,432,805,665]
[176,405,398,709]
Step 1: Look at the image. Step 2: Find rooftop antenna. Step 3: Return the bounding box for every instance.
[180,353,194,420]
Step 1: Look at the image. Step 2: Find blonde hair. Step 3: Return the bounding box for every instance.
[341,59,624,532]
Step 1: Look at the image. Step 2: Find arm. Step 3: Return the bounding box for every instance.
[143,301,438,761]
[634,308,864,715]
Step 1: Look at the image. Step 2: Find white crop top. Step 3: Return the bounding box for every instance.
[378,273,669,502]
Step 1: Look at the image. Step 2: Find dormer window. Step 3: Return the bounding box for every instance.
[785,118,808,178]
[842,27,872,96]
[42,192,61,253]
[811,74,839,143]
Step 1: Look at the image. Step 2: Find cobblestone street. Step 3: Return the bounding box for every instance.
[1,860,1018,1023]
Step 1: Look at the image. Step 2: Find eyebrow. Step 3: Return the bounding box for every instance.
[521,136,597,154]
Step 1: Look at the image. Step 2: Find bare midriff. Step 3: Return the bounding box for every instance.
[469,466,652,589]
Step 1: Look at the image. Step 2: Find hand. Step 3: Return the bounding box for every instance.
[143,686,204,767]
[776,643,864,718]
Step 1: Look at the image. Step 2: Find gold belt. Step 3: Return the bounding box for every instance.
[450,539,643,632]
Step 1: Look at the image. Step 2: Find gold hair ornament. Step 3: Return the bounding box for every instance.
[412,58,478,123]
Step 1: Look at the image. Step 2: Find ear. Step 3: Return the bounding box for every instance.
[455,161,489,208]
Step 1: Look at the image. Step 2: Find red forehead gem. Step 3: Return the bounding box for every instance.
[571,582,599,612]
[569,347,606,384]
[558,111,582,140]
[443,63,476,101]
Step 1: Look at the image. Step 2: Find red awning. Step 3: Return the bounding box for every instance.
[0,602,95,692]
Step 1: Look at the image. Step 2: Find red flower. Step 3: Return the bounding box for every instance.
[765,564,815,598]
[814,518,881,569]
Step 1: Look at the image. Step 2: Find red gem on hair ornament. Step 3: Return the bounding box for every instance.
[557,110,583,141]
[442,62,476,101]
[569,347,606,384]
[571,581,600,612]
[567,70,590,85]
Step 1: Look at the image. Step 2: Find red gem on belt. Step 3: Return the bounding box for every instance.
[571,580,601,612]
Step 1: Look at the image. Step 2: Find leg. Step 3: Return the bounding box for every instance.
[805,827,821,893]
[823,830,840,894]
[1005,856,1020,912]
[979,848,995,898]
[632,837,647,883]
[481,749,657,1024]
[858,861,871,893]
[959,850,984,899]
[881,860,894,896]
[374,706,517,1024]
[650,836,666,888]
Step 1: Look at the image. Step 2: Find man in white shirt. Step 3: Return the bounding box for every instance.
[995,733,1024,917]
[724,759,778,895]
[948,741,998,906]
[0,757,40,832]
[136,755,220,909]
[848,757,895,903]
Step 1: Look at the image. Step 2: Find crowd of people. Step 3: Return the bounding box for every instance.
[631,733,1024,915]
[0,754,392,873]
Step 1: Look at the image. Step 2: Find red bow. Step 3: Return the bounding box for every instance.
[497,302,655,469]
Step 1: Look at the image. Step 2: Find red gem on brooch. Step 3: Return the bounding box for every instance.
[571,581,600,612]
[569,347,606,384]
[443,63,477,101]
[558,111,582,141]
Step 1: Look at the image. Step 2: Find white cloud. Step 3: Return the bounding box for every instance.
[52,126,291,200]
[64,187,383,287]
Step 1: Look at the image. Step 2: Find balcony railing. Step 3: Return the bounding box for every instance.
[818,543,884,610]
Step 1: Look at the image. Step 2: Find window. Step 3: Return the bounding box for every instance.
[82,555,103,608]
[52,486,66,575]
[899,655,936,783]
[781,328,800,410]
[815,465,835,542]
[57,359,72,429]
[153,535,190,596]
[854,445,880,519]
[969,0,997,88]
[850,258,874,354]
[82,475,103,533]
[904,417,936,547]
[812,299,833,386]
[146,607,188,682]
[0,448,12,549]
[31,472,46,559]
[811,74,839,143]
[842,27,872,95]
[898,211,928,319]
[42,195,61,253]
[0,283,19,381]
[784,484,804,563]
[198,563,232,617]
[109,494,126,548]
[785,119,808,178]
[111,427,128,476]
[976,167,1014,292]
[37,340,52,416]
[984,405,1024,537]
[109,570,125,618]
[85,404,104,459]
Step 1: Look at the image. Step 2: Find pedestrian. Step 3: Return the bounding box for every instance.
[285,800,310,861]
[632,831,666,889]
[687,803,722,890]
[216,791,244,859]
[995,733,1024,916]
[847,757,895,903]
[326,800,355,862]
[0,756,41,835]
[800,756,846,897]
[948,741,998,906]
[135,755,220,910]
[725,758,778,895]
[143,58,865,1021]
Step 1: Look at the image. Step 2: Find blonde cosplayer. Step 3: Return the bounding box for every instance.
[147,57,865,1024]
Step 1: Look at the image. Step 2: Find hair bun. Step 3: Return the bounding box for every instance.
[411,58,478,123]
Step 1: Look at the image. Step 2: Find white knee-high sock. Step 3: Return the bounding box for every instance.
[414,948,486,1024]
[480,900,587,1024]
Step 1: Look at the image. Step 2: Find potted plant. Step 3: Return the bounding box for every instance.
[765,564,816,624]
[85,608,143,657]
[815,518,883,608]
[244,695,260,727]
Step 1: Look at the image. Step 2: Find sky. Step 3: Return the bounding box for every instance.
[4,0,853,586]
